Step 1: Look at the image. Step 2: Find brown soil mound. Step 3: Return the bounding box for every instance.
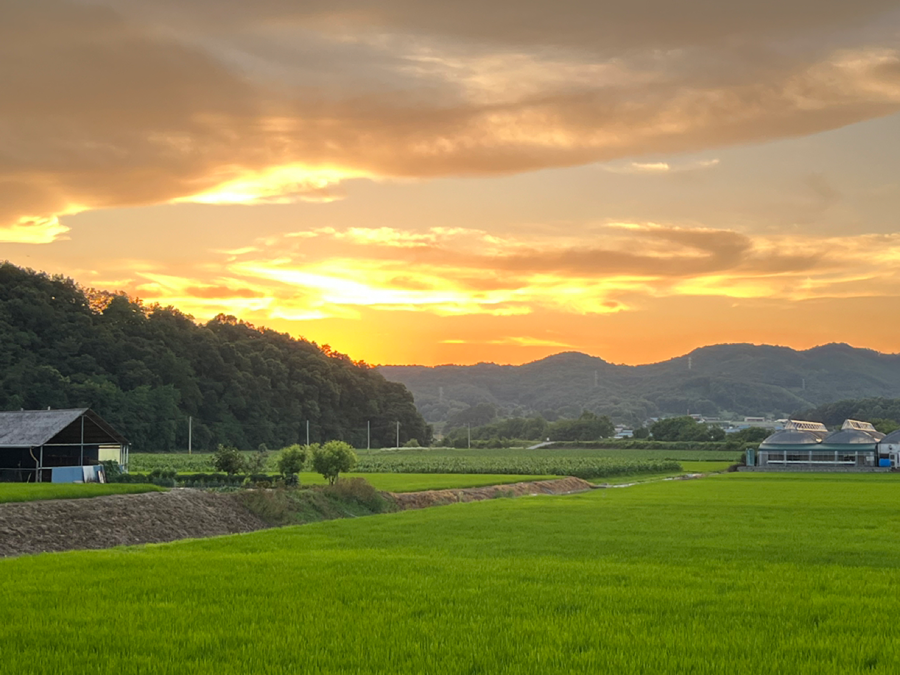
[0,489,269,558]
[388,477,595,510]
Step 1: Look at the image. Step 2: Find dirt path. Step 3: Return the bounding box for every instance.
[387,477,595,509]
[0,489,269,558]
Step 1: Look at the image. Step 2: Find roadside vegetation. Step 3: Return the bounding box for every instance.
[4,473,900,673]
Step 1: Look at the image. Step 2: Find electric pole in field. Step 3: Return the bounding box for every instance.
[188,416,192,455]
[367,420,371,450]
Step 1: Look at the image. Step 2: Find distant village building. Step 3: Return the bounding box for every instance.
[748,419,894,470]
[0,409,128,483]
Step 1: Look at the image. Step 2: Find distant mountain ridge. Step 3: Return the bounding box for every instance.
[378,343,900,426]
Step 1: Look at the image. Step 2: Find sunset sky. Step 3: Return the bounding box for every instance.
[3,0,900,365]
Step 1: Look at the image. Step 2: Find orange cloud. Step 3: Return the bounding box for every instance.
[94,224,900,337]
[0,216,69,244]
[3,1,899,235]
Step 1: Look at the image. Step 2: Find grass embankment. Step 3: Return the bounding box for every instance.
[0,483,165,504]
[5,473,900,673]
[237,479,394,526]
[297,472,557,492]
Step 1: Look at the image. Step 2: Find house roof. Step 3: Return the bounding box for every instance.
[0,409,127,447]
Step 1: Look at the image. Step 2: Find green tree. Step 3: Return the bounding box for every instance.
[650,416,723,442]
[312,441,358,485]
[0,262,430,452]
[213,445,246,475]
[276,444,310,476]
[872,418,900,434]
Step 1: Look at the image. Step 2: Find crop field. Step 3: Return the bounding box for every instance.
[130,445,735,477]
[0,483,164,504]
[385,446,742,461]
[4,473,900,673]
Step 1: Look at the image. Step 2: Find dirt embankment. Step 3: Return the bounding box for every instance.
[387,477,595,510]
[0,490,269,558]
[0,478,595,558]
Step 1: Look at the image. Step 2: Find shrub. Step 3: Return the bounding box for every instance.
[245,449,269,474]
[213,445,246,475]
[277,444,309,477]
[403,438,420,448]
[312,441,358,485]
[100,460,124,481]
[323,477,389,513]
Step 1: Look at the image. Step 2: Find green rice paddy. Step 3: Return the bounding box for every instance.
[4,472,900,673]
[0,483,164,504]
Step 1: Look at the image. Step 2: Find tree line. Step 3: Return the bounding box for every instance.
[0,263,431,451]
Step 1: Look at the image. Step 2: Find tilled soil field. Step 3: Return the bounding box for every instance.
[387,477,595,509]
[0,489,269,558]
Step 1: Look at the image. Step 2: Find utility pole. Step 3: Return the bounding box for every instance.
[306,420,310,447]
[367,420,371,450]
[188,416,192,455]
[688,356,693,371]
[467,423,471,449]
[396,421,400,448]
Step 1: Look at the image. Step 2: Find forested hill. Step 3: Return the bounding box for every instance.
[379,344,900,426]
[0,263,429,451]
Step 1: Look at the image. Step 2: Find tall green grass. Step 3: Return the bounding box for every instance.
[3,473,900,673]
[0,483,165,504]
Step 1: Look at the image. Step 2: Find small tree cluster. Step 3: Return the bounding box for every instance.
[312,441,358,485]
[649,417,726,442]
[216,441,359,486]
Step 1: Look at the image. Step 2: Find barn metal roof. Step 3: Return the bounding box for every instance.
[0,409,127,447]
[760,430,826,448]
[823,428,880,445]
[880,429,900,445]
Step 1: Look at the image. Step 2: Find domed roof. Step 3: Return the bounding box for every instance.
[760,430,824,447]
[823,429,879,445]
[880,429,900,444]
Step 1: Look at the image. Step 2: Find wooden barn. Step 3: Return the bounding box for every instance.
[0,409,129,483]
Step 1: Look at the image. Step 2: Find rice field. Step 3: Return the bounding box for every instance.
[0,483,164,504]
[3,473,900,673]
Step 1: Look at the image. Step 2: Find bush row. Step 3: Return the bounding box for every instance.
[111,471,297,488]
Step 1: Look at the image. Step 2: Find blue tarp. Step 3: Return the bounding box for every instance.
[50,465,107,483]
[51,466,83,483]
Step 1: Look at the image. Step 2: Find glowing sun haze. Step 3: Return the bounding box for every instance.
[3,0,900,365]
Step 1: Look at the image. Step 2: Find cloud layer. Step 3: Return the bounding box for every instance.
[2,0,900,239]
[95,223,900,330]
